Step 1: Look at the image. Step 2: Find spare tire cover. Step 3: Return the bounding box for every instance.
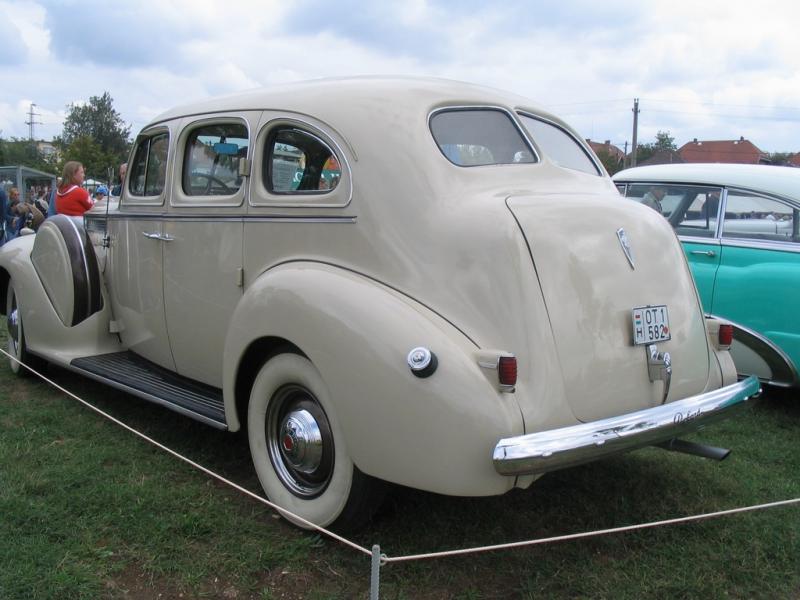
[30,215,103,327]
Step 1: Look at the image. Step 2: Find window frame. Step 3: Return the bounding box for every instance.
[720,186,800,250]
[428,105,540,168]
[125,126,171,207]
[171,115,251,209]
[250,116,352,208]
[516,111,602,176]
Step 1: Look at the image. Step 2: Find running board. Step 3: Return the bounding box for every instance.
[70,351,227,429]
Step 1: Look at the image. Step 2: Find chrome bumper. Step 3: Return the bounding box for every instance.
[493,376,760,476]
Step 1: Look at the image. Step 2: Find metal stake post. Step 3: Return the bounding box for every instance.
[370,544,381,599]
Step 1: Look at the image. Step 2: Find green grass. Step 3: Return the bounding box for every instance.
[1,355,798,599]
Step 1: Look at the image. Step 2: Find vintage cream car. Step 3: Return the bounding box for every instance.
[1,78,759,530]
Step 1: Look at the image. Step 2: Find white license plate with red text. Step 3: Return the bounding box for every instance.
[632,305,671,345]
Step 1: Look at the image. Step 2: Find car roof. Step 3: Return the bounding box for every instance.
[613,163,800,201]
[143,75,565,134]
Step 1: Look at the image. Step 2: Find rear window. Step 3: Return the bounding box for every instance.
[430,109,536,167]
[518,114,600,176]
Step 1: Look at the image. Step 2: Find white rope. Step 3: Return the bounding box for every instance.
[383,498,800,563]
[5,349,798,568]
[0,349,372,558]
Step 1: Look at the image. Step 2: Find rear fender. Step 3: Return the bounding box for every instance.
[223,262,525,496]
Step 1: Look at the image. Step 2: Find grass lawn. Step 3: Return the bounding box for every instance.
[1,355,798,599]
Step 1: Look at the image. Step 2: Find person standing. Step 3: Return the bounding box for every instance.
[111,162,127,197]
[56,162,93,217]
[641,185,667,214]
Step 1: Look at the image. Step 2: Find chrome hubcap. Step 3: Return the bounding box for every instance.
[266,385,334,498]
[279,408,324,474]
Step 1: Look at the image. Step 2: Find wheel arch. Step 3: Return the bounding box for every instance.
[222,261,524,497]
[231,336,305,433]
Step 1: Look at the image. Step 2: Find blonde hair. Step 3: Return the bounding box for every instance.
[61,161,84,187]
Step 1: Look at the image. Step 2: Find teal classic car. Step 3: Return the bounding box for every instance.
[614,163,799,388]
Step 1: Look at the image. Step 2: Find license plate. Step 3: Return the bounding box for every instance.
[632,305,671,345]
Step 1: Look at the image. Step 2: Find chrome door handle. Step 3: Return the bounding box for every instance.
[142,232,174,242]
[689,250,716,257]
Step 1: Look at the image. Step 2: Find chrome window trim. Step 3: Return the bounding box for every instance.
[718,238,800,254]
[125,126,171,207]
[427,105,541,166]
[171,114,252,208]
[516,111,603,176]
[250,116,353,209]
[86,213,356,224]
[677,235,722,246]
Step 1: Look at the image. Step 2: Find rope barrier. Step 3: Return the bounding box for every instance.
[0,349,372,558]
[3,348,798,596]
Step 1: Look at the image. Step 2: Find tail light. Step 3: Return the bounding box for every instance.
[719,323,734,348]
[498,356,517,388]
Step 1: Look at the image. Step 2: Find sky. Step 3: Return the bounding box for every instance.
[1,0,799,154]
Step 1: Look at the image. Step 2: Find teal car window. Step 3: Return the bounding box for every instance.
[623,183,722,238]
[723,192,798,243]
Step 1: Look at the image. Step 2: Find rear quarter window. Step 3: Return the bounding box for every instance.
[429,109,536,167]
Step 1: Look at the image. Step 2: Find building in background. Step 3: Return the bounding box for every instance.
[678,137,770,165]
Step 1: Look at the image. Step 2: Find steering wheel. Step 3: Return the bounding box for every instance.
[192,172,232,194]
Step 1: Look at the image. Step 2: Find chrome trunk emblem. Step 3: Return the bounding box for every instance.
[616,228,635,269]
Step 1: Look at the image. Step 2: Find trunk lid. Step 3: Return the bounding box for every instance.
[507,193,710,422]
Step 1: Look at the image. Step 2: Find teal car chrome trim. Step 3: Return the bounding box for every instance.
[492,376,760,476]
[718,238,800,254]
[712,315,799,388]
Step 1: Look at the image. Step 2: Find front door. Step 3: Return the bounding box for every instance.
[107,128,176,370]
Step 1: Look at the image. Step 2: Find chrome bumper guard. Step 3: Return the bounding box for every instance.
[493,376,760,476]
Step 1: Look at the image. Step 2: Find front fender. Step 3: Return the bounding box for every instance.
[223,262,525,496]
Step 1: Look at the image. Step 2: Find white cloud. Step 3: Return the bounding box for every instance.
[0,0,798,151]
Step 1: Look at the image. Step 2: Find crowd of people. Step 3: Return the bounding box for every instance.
[0,161,124,244]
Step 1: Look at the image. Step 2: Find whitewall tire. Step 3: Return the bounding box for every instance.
[247,353,383,531]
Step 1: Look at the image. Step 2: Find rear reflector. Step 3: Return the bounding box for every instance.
[498,356,517,387]
[719,323,734,347]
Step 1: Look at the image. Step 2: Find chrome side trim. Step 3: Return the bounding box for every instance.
[719,238,800,254]
[86,214,357,224]
[492,376,760,476]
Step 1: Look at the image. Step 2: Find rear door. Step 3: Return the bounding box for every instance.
[712,190,800,365]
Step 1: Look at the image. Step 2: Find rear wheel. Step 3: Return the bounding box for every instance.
[6,281,45,376]
[247,353,384,531]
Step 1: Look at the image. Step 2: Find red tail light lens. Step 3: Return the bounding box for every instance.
[498,356,517,387]
[719,323,734,346]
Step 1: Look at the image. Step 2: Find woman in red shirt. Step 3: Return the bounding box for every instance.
[56,161,93,216]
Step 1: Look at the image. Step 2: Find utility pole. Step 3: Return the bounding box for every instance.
[630,98,640,167]
[25,103,42,141]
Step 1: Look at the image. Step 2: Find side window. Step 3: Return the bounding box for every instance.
[129,132,169,197]
[265,128,341,194]
[183,123,248,196]
[723,192,798,243]
[429,109,536,167]
[518,114,600,175]
[624,183,722,238]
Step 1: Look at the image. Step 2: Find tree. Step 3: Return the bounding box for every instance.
[595,149,624,175]
[57,92,131,179]
[0,136,57,173]
[635,130,677,164]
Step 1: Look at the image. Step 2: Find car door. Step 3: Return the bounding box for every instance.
[161,113,257,387]
[107,127,176,370]
[710,189,800,365]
